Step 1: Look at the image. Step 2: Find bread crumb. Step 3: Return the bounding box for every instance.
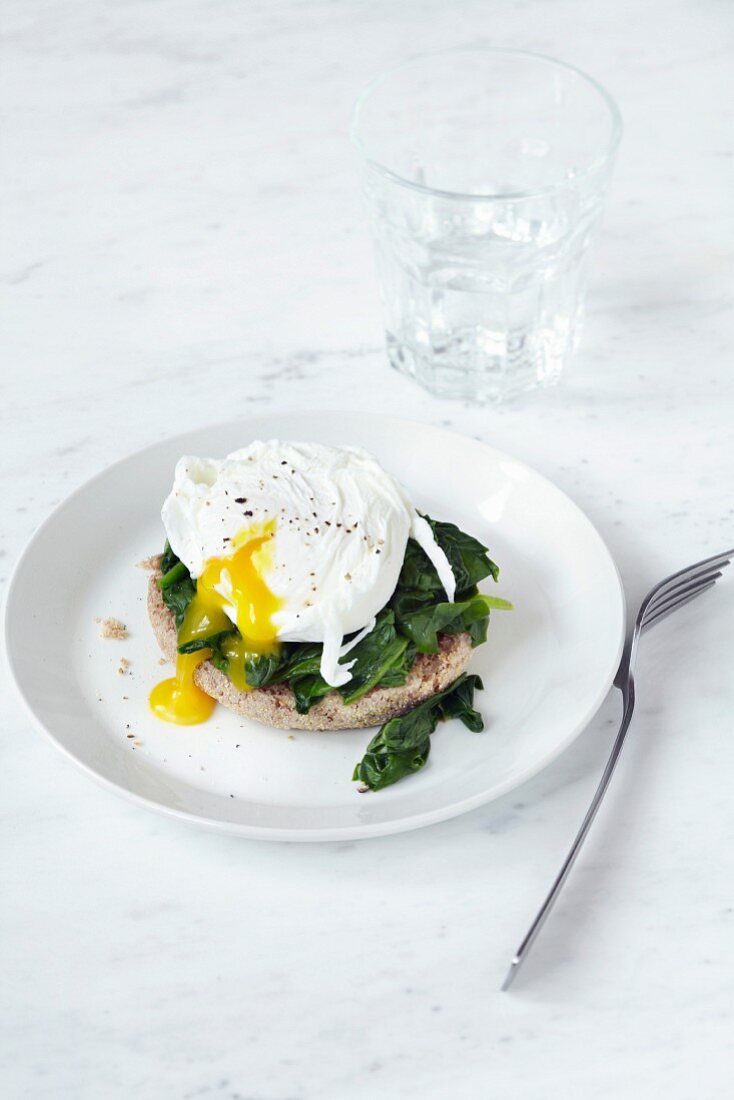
[136,556,159,570]
[287,734,295,741]
[96,617,128,640]
[117,658,131,675]
[158,657,167,666]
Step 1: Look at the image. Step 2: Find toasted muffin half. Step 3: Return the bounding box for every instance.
[147,560,472,731]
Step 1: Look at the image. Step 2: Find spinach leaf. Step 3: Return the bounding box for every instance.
[156,542,197,629]
[435,673,485,732]
[290,674,333,714]
[397,594,482,652]
[160,540,178,576]
[161,575,197,630]
[397,592,512,653]
[284,612,417,713]
[353,738,431,792]
[280,644,324,680]
[240,612,418,713]
[158,561,188,590]
[369,640,418,689]
[389,519,504,655]
[244,648,290,688]
[339,611,410,705]
[209,650,229,674]
[353,673,484,791]
[175,599,233,655]
[393,537,445,599]
[393,519,499,611]
[177,629,232,655]
[424,516,499,590]
[271,644,331,714]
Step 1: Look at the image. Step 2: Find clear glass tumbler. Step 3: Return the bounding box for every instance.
[352,49,622,402]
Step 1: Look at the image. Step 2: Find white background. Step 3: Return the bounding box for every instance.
[2,1,733,1097]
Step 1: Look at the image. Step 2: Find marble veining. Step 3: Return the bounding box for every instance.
[1,1,733,1097]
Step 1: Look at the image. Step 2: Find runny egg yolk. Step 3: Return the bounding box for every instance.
[149,522,281,725]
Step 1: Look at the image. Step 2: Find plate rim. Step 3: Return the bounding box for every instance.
[3,411,626,841]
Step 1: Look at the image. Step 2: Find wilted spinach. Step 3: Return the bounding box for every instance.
[241,610,415,714]
[352,673,484,791]
[156,516,509,719]
[398,592,513,653]
[423,517,499,590]
[157,542,196,629]
[389,518,506,656]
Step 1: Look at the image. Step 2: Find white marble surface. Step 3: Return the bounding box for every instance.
[2,1,733,1096]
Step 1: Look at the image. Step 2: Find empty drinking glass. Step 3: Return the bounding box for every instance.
[352,49,622,402]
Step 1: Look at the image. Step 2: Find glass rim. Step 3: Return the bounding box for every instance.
[351,47,623,203]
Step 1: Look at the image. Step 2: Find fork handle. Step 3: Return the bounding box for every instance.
[501,694,635,990]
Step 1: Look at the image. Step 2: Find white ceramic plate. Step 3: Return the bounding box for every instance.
[4,413,624,841]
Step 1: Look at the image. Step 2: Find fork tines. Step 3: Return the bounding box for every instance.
[642,549,733,631]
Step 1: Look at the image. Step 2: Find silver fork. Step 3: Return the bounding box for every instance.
[501,547,733,991]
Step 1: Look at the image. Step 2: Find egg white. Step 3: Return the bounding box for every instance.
[162,440,455,687]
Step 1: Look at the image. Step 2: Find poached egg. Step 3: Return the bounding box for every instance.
[150,440,455,724]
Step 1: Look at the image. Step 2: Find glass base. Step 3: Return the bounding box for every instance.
[386,327,575,404]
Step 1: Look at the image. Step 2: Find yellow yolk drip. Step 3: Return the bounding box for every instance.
[149,650,216,725]
[149,522,281,725]
[196,523,281,649]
